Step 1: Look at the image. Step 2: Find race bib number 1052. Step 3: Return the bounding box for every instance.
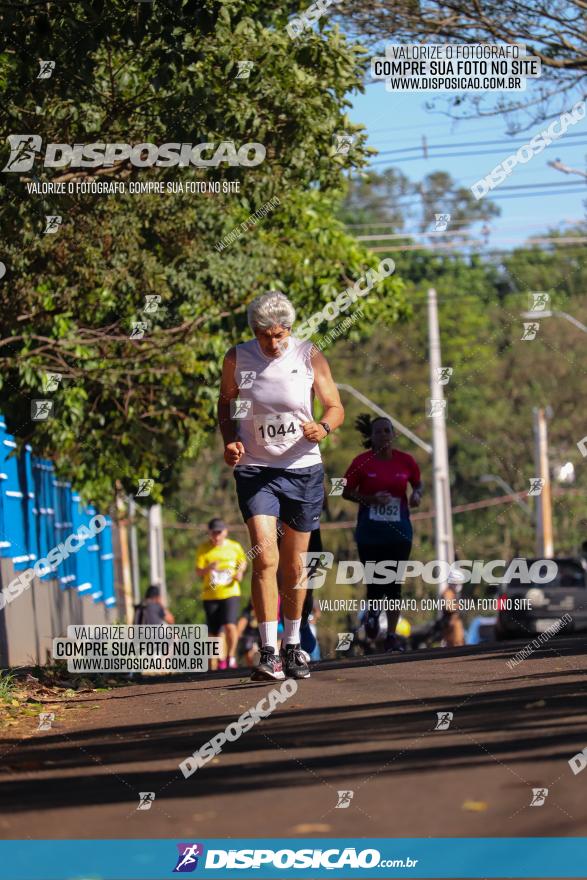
[369,498,401,522]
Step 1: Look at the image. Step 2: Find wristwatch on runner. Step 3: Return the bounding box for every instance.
[319,421,331,437]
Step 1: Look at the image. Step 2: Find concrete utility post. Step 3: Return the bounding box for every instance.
[427,288,455,578]
[533,407,554,558]
[128,496,141,605]
[148,504,168,604]
[115,492,135,623]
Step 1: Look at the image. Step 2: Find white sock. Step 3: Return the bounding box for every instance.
[283,617,302,646]
[259,620,278,651]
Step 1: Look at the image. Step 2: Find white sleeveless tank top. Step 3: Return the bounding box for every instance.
[234,336,322,469]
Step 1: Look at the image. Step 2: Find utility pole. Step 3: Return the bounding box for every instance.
[427,288,455,584]
[422,135,428,160]
[115,491,134,623]
[148,504,168,604]
[128,496,141,605]
[533,408,554,558]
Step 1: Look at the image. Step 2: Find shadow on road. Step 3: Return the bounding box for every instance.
[0,638,586,813]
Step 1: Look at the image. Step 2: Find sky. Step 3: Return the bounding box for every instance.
[349,81,587,252]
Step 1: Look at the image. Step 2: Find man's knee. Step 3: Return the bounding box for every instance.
[253,549,279,573]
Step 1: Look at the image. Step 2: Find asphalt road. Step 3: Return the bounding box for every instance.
[1,636,586,843]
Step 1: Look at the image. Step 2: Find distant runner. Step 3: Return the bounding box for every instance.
[342,414,423,652]
[133,585,175,625]
[218,291,344,681]
[195,517,247,670]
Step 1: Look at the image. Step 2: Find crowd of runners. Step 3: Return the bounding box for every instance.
[195,289,430,681]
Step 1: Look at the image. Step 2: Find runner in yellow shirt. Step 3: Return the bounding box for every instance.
[195,517,247,670]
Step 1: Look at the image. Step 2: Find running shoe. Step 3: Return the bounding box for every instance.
[365,610,380,640]
[217,659,228,670]
[280,643,311,679]
[251,646,285,681]
[384,634,405,653]
[227,657,238,670]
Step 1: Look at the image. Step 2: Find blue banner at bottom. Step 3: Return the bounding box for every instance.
[0,838,586,879]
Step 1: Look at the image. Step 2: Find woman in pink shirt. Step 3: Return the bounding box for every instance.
[343,414,423,651]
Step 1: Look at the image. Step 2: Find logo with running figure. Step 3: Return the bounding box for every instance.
[31,400,54,421]
[38,60,55,79]
[44,215,62,234]
[434,213,451,232]
[530,292,550,311]
[37,712,55,731]
[434,711,453,731]
[333,133,356,155]
[231,398,253,420]
[521,322,539,341]
[173,843,204,872]
[295,551,334,590]
[235,60,254,79]
[136,478,154,497]
[335,790,354,808]
[2,134,42,172]
[528,478,544,496]
[436,367,453,386]
[427,398,447,418]
[43,372,62,392]
[137,792,155,810]
[144,294,161,313]
[238,370,256,389]
[530,787,548,806]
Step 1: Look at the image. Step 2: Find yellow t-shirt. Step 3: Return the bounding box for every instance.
[196,538,246,601]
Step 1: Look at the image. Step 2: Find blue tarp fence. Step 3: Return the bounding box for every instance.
[0,415,116,607]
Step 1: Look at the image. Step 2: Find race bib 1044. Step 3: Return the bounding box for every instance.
[369,498,401,522]
[253,412,299,446]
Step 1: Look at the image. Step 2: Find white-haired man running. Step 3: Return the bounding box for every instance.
[218,291,344,680]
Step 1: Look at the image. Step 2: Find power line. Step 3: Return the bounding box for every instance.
[369,140,587,164]
[345,178,585,196]
[364,235,587,252]
[485,188,586,200]
[346,186,586,207]
[373,131,587,156]
[355,233,587,245]
[345,218,584,230]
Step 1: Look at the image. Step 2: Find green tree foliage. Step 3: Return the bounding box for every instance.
[0,0,404,505]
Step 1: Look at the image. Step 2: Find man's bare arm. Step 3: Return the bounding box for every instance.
[301,348,344,442]
[217,347,239,445]
[218,348,246,465]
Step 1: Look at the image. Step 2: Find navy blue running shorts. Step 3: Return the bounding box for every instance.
[233,464,324,532]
